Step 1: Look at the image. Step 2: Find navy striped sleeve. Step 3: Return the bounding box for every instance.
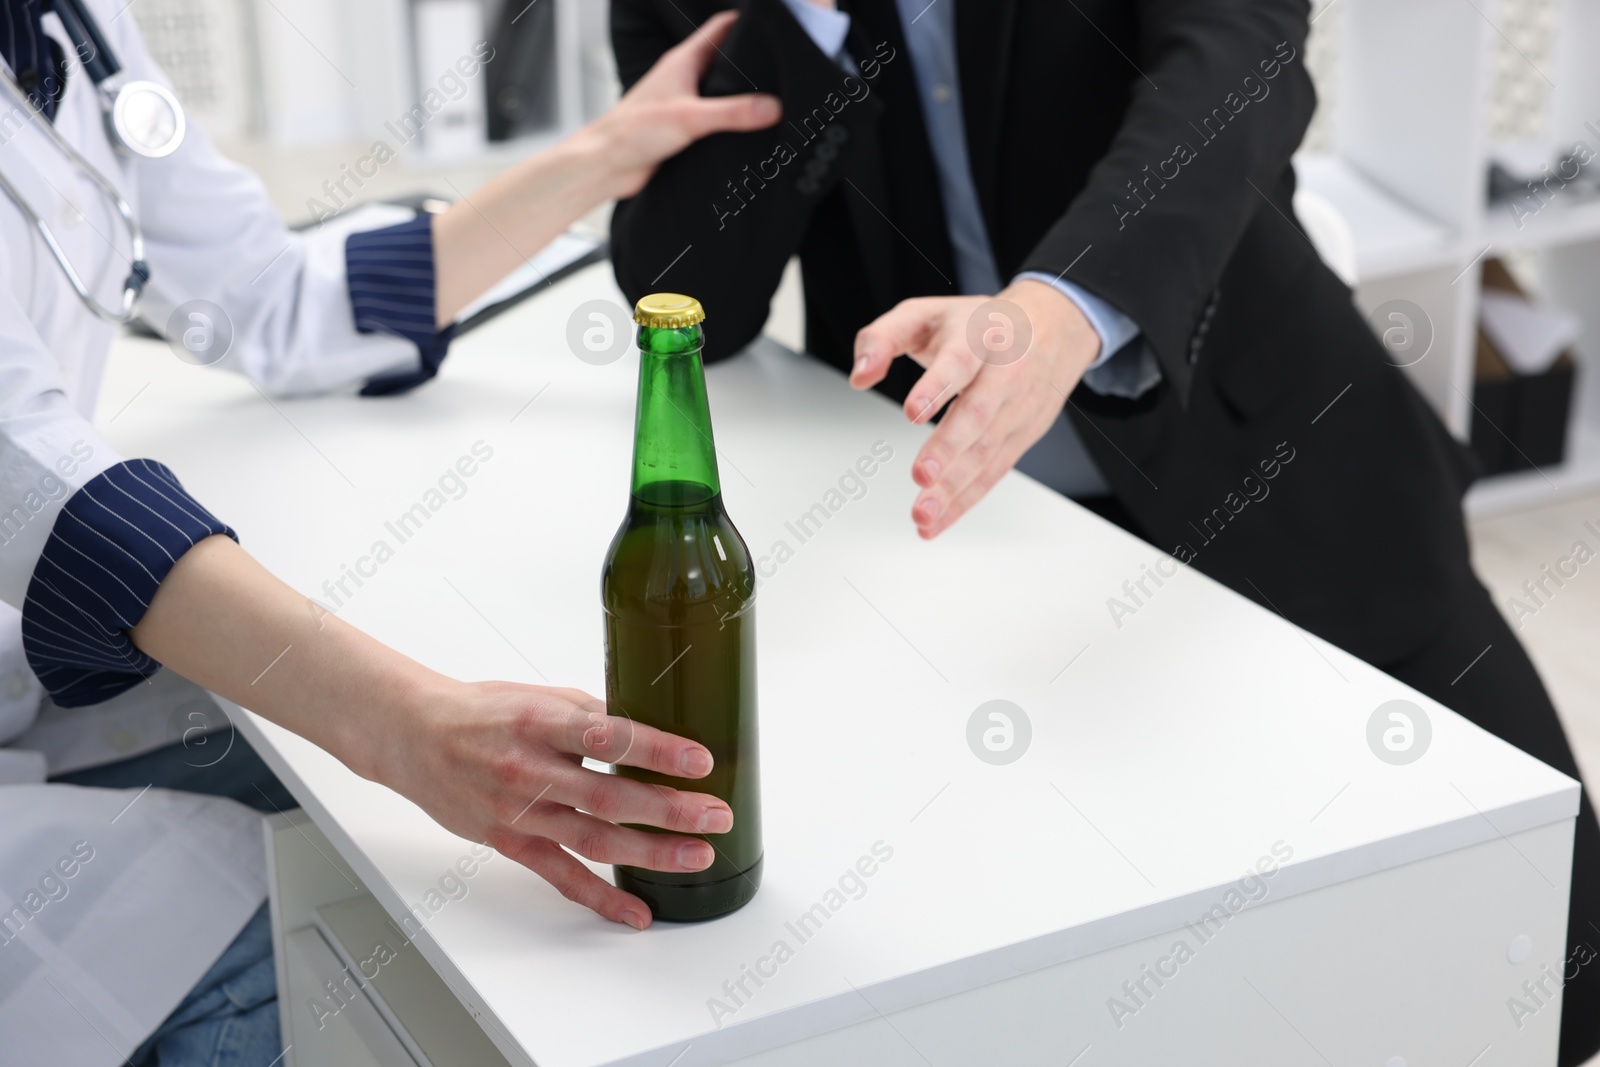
[21,460,236,708]
[346,213,457,397]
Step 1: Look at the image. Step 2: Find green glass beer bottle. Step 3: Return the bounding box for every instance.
[602,293,762,921]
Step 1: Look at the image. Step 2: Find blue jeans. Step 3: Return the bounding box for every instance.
[52,730,298,815]
[55,734,294,1066]
[129,904,282,1067]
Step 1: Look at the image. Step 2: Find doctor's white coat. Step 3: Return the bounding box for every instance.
[0,1,434,1061]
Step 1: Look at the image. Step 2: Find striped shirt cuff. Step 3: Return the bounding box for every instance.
[346,214,456,397]
[21,460,237,708]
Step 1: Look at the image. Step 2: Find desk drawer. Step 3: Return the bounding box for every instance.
[266,810,515,1067]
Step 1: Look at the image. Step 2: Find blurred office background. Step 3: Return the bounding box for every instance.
[135,0,1600,777]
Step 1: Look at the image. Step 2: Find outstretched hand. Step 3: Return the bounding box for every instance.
[849,280,1102,538]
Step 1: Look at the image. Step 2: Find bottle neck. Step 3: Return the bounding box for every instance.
[629,323,721,506]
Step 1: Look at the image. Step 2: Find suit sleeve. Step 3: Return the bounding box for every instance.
[609,0,885,362]
[1017,0,1316,394]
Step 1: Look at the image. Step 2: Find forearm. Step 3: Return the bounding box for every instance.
[128,535,447,783]
[431,135,618,328]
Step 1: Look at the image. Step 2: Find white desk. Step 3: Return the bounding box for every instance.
[101,265,1579,1067]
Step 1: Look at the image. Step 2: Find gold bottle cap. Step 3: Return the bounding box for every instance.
[633,293,705,329]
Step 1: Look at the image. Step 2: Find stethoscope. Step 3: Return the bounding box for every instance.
[0,0,186,323]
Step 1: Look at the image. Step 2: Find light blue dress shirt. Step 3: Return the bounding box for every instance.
[781,0,1164,497]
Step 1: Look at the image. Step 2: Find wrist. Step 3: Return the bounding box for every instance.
[1002,278,1101,374]
[337,651,464,787]
[561,119,636,203]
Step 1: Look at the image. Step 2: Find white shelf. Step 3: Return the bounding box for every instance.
[1294,153,1461,280]
[1484,191,1600,252]
[1482,139,1600,252]
[1465,418,1600,516]
[1304,0,1600,517]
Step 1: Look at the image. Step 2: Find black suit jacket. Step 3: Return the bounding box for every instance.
[609,0,1480,666]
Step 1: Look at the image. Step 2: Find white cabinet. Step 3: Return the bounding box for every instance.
[1293,0,1600,514]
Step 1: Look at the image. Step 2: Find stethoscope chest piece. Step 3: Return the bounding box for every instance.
[105,78,185,158]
